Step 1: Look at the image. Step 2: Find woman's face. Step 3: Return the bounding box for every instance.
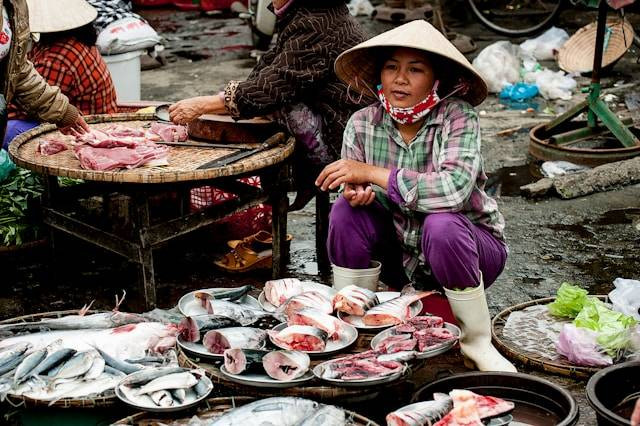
[380,48,435,108]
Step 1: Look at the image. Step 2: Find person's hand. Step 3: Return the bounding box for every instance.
[315,159,373,191]
[631,398,640,426]
[58,115,89,136]
[343,183,375,207]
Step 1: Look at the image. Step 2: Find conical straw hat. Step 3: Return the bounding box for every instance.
[26,0,97,33]
[335,20,488,106]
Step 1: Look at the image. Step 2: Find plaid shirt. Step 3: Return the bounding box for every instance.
[9,37,118,119]
[342,99,506,278]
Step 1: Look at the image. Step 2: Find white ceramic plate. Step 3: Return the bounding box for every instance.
[312,359,407,387]
[115,369,212,413]
[218,365,315,388]
[258,281,337,313]
[337,292,423,330]
[268,322,358,357]
[178,289,260,317]
[370,321,460,359]
[177,334,267,361]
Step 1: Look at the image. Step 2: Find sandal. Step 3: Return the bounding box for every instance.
[214,241,273,273]
[227,230,293,250]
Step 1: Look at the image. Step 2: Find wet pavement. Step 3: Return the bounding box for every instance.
[2,3,640,425]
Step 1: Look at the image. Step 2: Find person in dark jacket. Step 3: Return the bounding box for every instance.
[169,0,368,210]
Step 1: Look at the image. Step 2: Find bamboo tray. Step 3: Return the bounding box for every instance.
[8,113,295,184]
[0,310,117,408]
[113,396,381,425]
[492,296,610,380]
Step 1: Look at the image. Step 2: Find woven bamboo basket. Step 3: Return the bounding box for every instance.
[112,396,381,425]
[0,310,118,408]
[492,296,610,380]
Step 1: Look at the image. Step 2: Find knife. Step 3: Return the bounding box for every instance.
[197,132,286,169]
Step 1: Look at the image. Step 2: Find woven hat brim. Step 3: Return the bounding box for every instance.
[335,20,488,106]
[26,0,98,33]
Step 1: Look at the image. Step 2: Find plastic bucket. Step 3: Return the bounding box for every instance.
[332,260,381,292]
[413,371,579,426]
[103,50,143,102]
[587,360,640,425]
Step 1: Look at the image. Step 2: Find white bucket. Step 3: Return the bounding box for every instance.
[103,50,143,102]
[332,260,382,292]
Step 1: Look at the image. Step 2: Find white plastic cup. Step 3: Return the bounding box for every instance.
[331,260,382,292]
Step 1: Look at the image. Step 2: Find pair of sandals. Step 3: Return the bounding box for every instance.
[214,230,293,273]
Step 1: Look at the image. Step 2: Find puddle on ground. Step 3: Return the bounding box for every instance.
[486,164,540,197]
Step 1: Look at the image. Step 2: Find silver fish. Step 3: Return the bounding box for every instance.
[299,404,346,426]
[136,372,198,395]
[386,397,453,426]
[13,347,48,384]
[209,397,320,426]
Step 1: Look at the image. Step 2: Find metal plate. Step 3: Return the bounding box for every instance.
[115,369,212,413]
[268,322,358,357]
[218,365,315,388]
[258,281,337,313]
[178,289,260,317]
[312,359,407,388]
[176,334,267,361]
[370,321,460,359]
[337,292,423,330]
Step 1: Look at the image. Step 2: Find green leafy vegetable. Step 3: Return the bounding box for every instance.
[548,282,588,318]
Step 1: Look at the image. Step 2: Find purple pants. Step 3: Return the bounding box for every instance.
[327,197,507,290]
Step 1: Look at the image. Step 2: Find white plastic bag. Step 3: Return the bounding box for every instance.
[520,27,569,61]
[472,41,521,93]
[523,68,576,100]
[97,17,162,55]
[609,278,640,321]
[348,0,374,16]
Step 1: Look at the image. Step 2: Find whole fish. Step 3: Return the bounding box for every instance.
[150,390,174,407]
[120,366,187,387]
[203,328,267,354]
[194,296,274,325]
[0,312,147,335]
[268,325,328,352]
[279,291,334,318]
[194,285,253,302]
[262,350,310,381]
[178,315,241,343]
[224,349,269,375]
[287,308,344,340]
[363,291,435,326]
[136,372,198,395]
[264,278,304,307]
[209,397,320,426]
[0,342,31,368]
[29,348,76,377]
[299,404,346,426]
[386,397,453,426]
[13,347,48,384]
[333,285,379,316]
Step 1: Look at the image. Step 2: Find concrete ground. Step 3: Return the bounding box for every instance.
[1,2,640,424]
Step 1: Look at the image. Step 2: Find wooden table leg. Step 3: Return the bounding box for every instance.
[132,193,157,310]
[270,165,289,279]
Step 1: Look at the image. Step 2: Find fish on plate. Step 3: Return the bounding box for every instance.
[269,325,328,352]
[386,395,454,426]
[363,290,434,326]
[223,348,310,381]
[203,327,267,354]
[333,285,379,316]
[287,308,344,340]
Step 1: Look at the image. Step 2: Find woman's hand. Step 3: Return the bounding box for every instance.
[58,115,89,135]
[315,159,391,192]
[169,94,226,125]
[343,183,375,207]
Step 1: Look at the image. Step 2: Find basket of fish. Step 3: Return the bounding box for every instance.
[113,396,381,426]
[0,307,179,408]
[115,367,212,412]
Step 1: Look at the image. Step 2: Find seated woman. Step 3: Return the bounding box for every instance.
[4,0,117,150]
[168,0,368,211]
[316,20,516,372]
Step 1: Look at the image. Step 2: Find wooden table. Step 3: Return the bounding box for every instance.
[8,113,295,309]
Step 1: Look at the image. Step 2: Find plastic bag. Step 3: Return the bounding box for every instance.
[523,69,576,100]
[609,278,640,321]
[0,150,15,183]
[96,17,162,55]
[556,324,613,366]
[347,0,374,16]
[472,41,521,93]
[520,27,569,61]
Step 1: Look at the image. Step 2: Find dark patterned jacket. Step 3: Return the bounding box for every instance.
[224,3,368,162]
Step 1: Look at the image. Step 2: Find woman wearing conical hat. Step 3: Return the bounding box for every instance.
[4,0,117,149]
[316,20,516,372]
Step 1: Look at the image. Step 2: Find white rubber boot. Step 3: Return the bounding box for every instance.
[444,284,517,372]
